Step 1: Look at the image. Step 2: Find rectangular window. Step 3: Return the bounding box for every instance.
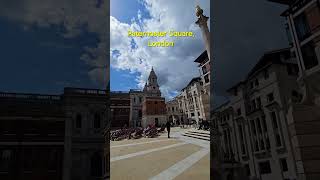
[251,100,256,110]
[255,79,259,86]
[245,164,250,176]
[259,161,272,174]
[204,74,209,83]
[267,93,274,102]
[262,115,268,132]
[276,134,282,147]
[271,112,278,129]
[138,110,142,117]
[260,139,265,150]
[255,140,259,151]
[0,149,12,172]
[251,120,256,135]
[301,42,319,70]
[94,113,101,129]
[76,114,82,129]
[238,124,246,155]
[266,137,271,149]
[256,97,261,108]
[280,158,288,172]
[202,65,208,74]
[237,108,241,116]
[256,118,262,134]
[294,13,310,41]
[191,113,195,117]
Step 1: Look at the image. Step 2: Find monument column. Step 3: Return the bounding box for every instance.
[195,5,211,60]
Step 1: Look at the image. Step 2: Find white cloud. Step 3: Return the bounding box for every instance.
[111,0,210,99]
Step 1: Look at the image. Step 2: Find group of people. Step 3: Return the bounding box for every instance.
[164,118,210,139]
[198,119,210,130]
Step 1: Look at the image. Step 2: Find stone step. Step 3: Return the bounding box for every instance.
[187,130,210,134]
[185,132,210,138]
[182,133,210,141]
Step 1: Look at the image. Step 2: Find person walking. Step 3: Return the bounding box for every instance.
[166,120,171,138]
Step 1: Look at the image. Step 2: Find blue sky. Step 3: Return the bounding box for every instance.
[110,0,150,91]
[0,1,107,94]
[111,0,150,24]
[110,0,210,99]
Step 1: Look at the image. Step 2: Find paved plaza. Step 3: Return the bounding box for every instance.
[110,127,210,180]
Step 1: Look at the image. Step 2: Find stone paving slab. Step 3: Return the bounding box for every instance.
[111,139,182,157]
[174,153,210,180]
[110,143,201,180]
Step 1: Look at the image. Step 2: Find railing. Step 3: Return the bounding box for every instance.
[64,87,107,95]
[110,91,129,94]
[0,92,61,101]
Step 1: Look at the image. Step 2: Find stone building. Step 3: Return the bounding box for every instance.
[176,77,209,125]
[212,48,300,180]
[195,51,210,120]
[0,88,108,180]
[142,96,167,128]
[63,88,108,180]
[110,67,167,128]
[110,91,130,129]
[166,98,184,125]
[129,89,144,127]
[0,92,65,180]
[268,1,320,179]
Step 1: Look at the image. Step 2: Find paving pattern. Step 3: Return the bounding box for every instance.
[110,128,210,180]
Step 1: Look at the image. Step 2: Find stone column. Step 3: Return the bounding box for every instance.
[195,5,211,60]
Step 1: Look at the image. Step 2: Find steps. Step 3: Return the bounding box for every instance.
[182,129,210,141]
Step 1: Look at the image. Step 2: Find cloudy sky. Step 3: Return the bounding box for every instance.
[212,0,290,107]
[110,0,210,99]
[0,0,108,94]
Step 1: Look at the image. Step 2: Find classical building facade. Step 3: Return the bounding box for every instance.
[176,77,209,125]
[166,98,184,125]
[195,51,210,120]
[267,1,320,179]
[171,8,211,126]
[110,67,167,129]
[212,48,300,180]
[0,88,108,180]
[63,88,108,180]
[0,92,65,180]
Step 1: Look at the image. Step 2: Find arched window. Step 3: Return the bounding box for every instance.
[94,113,101,129]
[90,152,102,177]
